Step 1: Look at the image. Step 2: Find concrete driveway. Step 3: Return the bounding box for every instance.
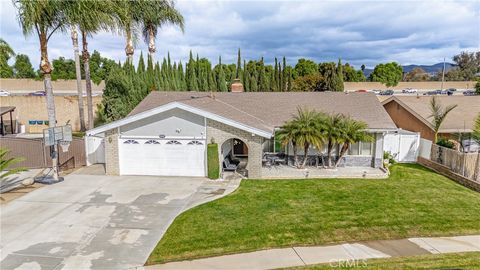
[1,172,240,270]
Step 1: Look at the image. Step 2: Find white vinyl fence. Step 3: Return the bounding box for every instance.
[384,130,420,162]
[418,138,433,159]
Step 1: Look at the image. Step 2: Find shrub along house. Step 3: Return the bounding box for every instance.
[85,91,397,178]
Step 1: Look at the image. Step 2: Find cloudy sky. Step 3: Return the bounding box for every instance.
[1,0,479,68]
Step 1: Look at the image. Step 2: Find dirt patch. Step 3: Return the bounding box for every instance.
[0,183,44,205]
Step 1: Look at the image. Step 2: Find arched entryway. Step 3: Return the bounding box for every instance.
[221,138,249,177]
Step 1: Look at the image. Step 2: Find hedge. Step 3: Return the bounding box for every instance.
[207,143,220,179]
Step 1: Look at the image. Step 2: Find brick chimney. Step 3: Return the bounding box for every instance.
[231,78,244,93]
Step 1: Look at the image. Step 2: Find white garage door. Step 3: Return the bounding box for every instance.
[119,138,206,176]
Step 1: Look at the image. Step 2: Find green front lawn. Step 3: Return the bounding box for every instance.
[147,164,480,264]
[284,252,480,270]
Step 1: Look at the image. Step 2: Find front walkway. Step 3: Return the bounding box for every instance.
[262,165,387,179]
[144,235,480,270]
[0,171,240,270]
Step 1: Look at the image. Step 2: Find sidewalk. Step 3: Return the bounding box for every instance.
[141,235,480,270]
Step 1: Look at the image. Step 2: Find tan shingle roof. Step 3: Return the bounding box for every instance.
[383,96,480,133]
[130,91,397,133]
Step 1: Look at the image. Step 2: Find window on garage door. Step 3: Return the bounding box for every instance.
[145,139,160,144]
[187,140,203,145]
[166,140,182,145]
[123,139,139,144]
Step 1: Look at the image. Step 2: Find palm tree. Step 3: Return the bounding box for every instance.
[0,148,26,181]
[0,38,15,78]
[428,96,457,143]
[14,0,65,180]
[277,108,327,168]
[277,120,300,168]
[334,118,373,167]
[472,113,480,181]
[141,0,184,58]
[63,0,116,130]
[113,0,146,63]
[324,113,344,168]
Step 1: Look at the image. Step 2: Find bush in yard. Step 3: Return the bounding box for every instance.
[436,138,454,149]
[207,143,220,179]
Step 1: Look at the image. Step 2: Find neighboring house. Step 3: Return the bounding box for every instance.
[85,92,397,178]
[382,96,480,142]
[0,79,104,132]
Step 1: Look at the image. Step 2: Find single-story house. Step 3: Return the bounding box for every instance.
[85,91,397,178]
[382,96,480,142]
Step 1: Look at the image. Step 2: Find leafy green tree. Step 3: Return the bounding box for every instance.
[236,48,241,79]
[369,62,403,87]
[428,96,457,143]
[445,51,480,81]
[343,63,366,82]
[475,80,480,95]
[51,57,76,80]
[294,58,317,78]
[318,62,340,91]
[292,73,322,92]
[186,51,198,91]
[335,59,344,91]
[0,38,15,78]
[13,54,35,78]
[324,114,345,167]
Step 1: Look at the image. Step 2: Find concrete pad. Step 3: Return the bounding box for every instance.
[342,244,390,259]
[147,248,304,270]
[409,235,480,254]
[1,172,240,270]
[0,253,63,270]
[363,239,431,256]
[293,245,353,265]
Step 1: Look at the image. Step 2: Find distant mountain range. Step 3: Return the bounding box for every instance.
[363,63,456,77]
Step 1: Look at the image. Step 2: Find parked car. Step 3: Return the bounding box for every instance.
[423,90,437,95]
[380,89,394,95]
[402,88,417,93]
[447,88,457,92]
[0,90,10,96]
[371,90,381,95]
[29,91,47,96]
[355,89,368,93]
[463,90,477,96]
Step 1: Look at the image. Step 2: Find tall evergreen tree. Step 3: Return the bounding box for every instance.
[137,52,145,73]
[282,56,287,91]
[336,59,344,92]
[236,48,241,79]
[217,56,227,92]
[287,69,293,91]
[187,51,199,91]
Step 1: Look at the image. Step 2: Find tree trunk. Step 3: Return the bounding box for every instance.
[125,28,134,63]
[148,27,155,58]
[334,143,349,167]
[71,26,86,132]
[474,151,480,181]
[301,143,310,168]
[82,31,94,130]
[327,139,333,168]
[40,32,59,180]
[292,141,299,168]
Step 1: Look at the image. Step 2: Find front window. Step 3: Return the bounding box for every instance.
[348,142,360,155]
[361,141,373,155]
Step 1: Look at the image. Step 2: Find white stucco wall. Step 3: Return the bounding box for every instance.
[120,108,206,138]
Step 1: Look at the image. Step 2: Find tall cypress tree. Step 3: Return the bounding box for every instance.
[187,51,199,91]
[178,61,186,91]
[236,48,241,79]
[336,58,344,92]
[217,56,227,92]
[259,59,268,91]
[282,56,287,91]
[137,52,145,74]
[287,69,292,92]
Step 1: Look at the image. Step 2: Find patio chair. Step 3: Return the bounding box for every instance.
[223,157,238,171]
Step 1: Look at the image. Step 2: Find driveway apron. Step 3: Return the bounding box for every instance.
[0,173,210,270]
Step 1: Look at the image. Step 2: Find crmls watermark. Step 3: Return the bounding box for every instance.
[329,259,368,268]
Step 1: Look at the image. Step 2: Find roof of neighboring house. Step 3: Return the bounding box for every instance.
[382,95,480,133]
[0,79,104,92]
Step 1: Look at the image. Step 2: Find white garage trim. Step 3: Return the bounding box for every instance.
[86,102,272,138]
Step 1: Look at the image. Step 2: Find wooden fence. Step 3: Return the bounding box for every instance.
[0,137,86,170]
[430,144,480,181]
